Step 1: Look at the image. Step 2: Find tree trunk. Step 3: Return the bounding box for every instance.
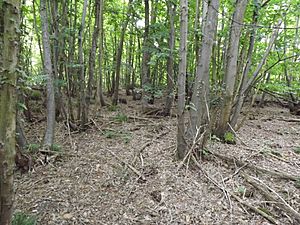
[40,0,56,147]
[187,0,220,150]
[96,0,106,107]
[141,0,151,110]
[163,1,176,116]
[0,1,20,224]
[78,0,88,127]
[177,0,188,159]
[88,0,101,108]
[112,0,133,105]
[216,0,248,137]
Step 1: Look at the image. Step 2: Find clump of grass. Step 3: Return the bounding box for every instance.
[26,143,40,153]
[293,147,300,154]
[224,131,236,144]
[113,113,128,123]
[108,104,119,112]
[12,212,37,225]
[103,130,132,143]
[51,144,62,152]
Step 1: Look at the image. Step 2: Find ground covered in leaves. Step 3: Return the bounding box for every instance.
[14,99,300,225]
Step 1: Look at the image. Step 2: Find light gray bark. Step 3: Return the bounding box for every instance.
[187,0,220,149]
[40,0,56,147]
[217,0,248,136]
[177,0,188,159]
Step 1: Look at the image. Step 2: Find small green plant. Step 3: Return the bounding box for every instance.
[51,144,62,152]
[224,132,236,144]
[103,130,118,139]
[103,130,132,143]
[237,186,246,195]
[294,179,300,189]
[12,212,37,225]
[108,104,119,112]
[26,143,40,153]
[293,147,300,154]
[113,113,128,123]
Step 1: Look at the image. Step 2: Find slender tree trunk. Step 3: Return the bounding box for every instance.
[0,1,20,224]
[112,0,133,105]
[40,0,56,147]
[78,0,88,126]
[187,0,220,150]
[163,1,176,116]
[177,0,188,159]
[141,0,151,110]
[88,0,101,108]
[216,0,248,136]
[96,0,106,107]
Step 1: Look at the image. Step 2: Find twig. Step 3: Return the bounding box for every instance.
[227,122,248,146]
[192,157,279,224]
[108,149,146,181]
[211,151,300,181]
[242,173,300,223]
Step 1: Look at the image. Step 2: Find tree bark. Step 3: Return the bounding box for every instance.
[187,0,220,149]
[141,0,151,110]
[177,0,188,159]
[112,0,133,105]
[163,1,176,116]
[78,0,88,127]
[40,0,56,147]
[216,0,248,136]
[0,1,20,224]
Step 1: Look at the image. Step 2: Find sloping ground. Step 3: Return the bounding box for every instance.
[14,102,300,225]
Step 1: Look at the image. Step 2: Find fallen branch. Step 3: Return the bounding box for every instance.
[278,117,300,123]
[107,149,146,181]
[211,151,299,181]
[242,173,300,223]
[191,156,279,224]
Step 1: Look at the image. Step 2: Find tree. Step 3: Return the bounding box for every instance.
[112,0,133,105]
[141,0,151,110]
[177,0,188,159]
[216,0,249,136]
[40,0,56,147]
[0,1,20,224]
[163,1,176,116]
[187,0,220,151]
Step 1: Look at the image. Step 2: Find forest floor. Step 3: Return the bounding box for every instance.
[14,96,300,225]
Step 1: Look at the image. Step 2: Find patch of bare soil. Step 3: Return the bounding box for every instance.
[14,101,300,225]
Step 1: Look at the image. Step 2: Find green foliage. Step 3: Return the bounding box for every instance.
[237,186,246,195]
[295,178,300,189]
[144,84,163,99]
[12,212,37,225]
[294,147,300,154]
[51,144,62,152]
[103,130,132,144]
[26,143,40,153]
[113,113,128,123]
[224,132,236,145]
[108,105,119,112]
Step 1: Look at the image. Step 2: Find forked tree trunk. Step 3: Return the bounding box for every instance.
[40,0,56,147]
[177,0,188,159]
[216,0,248,137]
[163,1,176,116]
[187,0,220,150]
[0,1,20,224]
